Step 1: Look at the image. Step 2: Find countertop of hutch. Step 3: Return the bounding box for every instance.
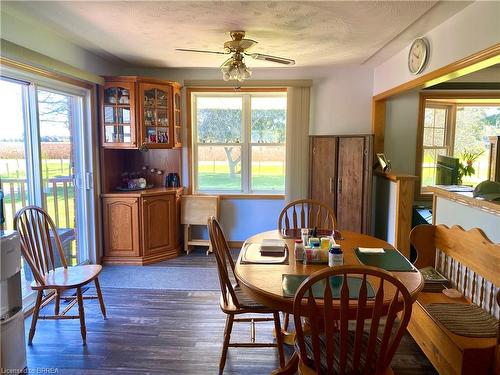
[101,187,183,198]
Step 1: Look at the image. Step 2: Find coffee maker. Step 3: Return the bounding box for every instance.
[166,173,180,188]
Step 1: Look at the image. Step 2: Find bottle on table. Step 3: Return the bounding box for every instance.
[294,239,304,262]
[328,244,344,267]
[301,228,309,246]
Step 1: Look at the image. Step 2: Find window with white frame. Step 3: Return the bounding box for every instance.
[192,91,286,194]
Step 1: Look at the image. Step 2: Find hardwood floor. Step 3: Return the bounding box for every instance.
[25,249,438,374]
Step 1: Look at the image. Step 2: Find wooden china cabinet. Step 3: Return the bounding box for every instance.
[100,76,182,149]
[100,76,183,265]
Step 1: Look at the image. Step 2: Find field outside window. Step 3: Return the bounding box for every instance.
[193,93,286,194]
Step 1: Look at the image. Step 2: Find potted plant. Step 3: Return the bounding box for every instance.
[457,149,484,185]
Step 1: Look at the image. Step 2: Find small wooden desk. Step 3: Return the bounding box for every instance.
[235,230,424,314]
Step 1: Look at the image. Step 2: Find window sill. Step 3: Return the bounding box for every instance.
[194,193,285,200]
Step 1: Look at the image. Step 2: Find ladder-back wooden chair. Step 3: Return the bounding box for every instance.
[14,206,106,345]
[293,265,413,375]
[278,199,337,234]
[278,199,337,332]
[208,216,285,374]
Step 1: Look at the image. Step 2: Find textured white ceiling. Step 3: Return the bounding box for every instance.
[4,1,441,68]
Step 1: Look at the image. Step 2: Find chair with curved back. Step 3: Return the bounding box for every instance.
[293,265,414,375]
[278,199,337,235]
[278,199,337,332]
[14,205,106,345]
[208,216,285,374]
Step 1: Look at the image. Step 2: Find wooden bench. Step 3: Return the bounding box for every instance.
[409,224,499,375]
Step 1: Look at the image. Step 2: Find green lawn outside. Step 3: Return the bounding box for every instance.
[1,159,75,230]
[198,162,285,191]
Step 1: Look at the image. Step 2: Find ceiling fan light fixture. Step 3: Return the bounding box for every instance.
[220,54,252,82]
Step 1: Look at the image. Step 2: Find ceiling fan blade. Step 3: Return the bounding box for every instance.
[175,48,228,55]
[248,53,295,65]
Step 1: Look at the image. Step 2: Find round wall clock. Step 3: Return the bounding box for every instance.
[408,37,429,75]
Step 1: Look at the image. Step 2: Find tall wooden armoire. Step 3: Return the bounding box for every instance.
[309,135,373,234]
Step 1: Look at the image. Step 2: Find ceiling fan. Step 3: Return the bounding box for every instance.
[176,31,295,82]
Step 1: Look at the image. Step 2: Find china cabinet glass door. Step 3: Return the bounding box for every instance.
[141,84,171,147]
[102,82,135,147]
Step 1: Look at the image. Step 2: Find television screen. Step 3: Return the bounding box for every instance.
[436,155,459,185]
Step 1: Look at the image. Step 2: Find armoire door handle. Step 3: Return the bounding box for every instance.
[338,177,343,194]
[329,177,333,193]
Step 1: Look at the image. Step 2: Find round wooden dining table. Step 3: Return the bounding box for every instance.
[235,229,424,314]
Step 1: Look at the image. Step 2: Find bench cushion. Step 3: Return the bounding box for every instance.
[425,303,499,338]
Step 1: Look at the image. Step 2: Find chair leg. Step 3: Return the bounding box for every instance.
[54,290,61,316]
[28,290,43,345]
[283,312,290,331]
[219,314,234,375]
[76,287,87,345]
[94,278,107,319]
[273,311,286,368]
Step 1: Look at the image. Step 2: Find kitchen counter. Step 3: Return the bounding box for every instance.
[101,186,183,198]
[430,186,500,243]
[429,186,500,216]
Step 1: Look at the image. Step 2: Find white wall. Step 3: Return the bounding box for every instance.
[373,1,500,95]
[383,91,420,174]
[121,65,374,135]
[1,8,118,78]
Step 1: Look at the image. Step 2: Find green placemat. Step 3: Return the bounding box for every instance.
[354,248,415,271]
[282,274,375,298]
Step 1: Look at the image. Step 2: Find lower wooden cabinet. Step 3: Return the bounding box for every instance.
[102,188,181,265]
[141,194,175,257]
[103,198,140,257]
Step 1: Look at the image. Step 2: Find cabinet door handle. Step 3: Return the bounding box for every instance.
[338,177,342,194]
[329,177,334,193]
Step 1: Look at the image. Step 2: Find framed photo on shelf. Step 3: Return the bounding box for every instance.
[376,153,390,172]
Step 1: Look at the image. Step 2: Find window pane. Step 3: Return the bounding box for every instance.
[433,108,447,128]
[197,97,242,143]
[424,108,434,127]
[423,128,433,146]
[197,145,241,191]
[251,145,285,191]
[434,128,445,147]
[422,148,447,187]
[251,97,286,143]
[454,105,500,185]
[37,89,78,267]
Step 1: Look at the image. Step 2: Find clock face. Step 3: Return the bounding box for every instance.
[408,38,429,74]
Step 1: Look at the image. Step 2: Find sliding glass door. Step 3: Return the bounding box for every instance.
[0,74,95,307]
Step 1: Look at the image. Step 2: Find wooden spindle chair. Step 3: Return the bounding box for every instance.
[293,265,413,375]
[208,216,285,374]
[278,199,337,332]
[278,199,337,235]
[14,206,106,345]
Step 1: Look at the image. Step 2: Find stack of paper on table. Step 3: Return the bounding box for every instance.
[357,247,386,253]
[260,239,286,254]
